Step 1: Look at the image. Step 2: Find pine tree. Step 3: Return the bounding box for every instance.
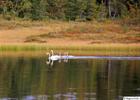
[114,0,128,18]
[46,0,66,19]
[0,0,139,20]
[31,0,46,20]
[65,0,77,20]
[18,0,32,18]
[84,0,94,20]
[65,0,86,21]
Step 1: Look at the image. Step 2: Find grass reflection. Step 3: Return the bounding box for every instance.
[0,54,140,99]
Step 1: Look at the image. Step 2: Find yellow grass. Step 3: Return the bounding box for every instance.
[0,19,140,56]
[0,43,140,56]
[0,19,139,43]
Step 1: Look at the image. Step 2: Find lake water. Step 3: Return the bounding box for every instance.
[0,53,140,100]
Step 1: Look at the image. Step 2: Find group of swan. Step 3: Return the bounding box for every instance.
[46,50,140,66]
[47,53,61,61]
[46,50,70,66]
[47,50,69,61]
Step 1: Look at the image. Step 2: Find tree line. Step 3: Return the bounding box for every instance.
[0,0,140,21]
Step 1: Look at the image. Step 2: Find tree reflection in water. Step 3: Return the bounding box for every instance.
[0,54,140,100]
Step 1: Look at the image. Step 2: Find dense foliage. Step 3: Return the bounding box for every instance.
[0,0,140,20]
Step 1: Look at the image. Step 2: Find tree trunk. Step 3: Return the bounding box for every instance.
[104,0,111,18]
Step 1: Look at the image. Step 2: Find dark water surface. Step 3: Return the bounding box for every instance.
[0,53,140,100]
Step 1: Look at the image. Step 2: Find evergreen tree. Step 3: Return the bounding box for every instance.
[46,0,66,19]
[18,0,32,18]
[113,0,128,18]
[84,0,95,20]
[65,0,86,20]
[65,0,78,20]
[31,0,46,20]
[0,0,139,20]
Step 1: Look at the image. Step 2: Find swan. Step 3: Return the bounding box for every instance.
[46,50,71,66]
[47,50,61,61]
[49,55,61,61]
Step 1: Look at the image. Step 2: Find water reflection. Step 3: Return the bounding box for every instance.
[0,54,140,100]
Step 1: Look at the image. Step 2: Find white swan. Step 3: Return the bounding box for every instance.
[49,50,61,61]
[46,50,71,66]
[47,50,61,61]
[49,55,61,61]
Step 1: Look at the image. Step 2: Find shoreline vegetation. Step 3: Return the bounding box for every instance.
[0,0,140,56]
[0,43,140,56]
[0,18,140,56]
[0,19,140,43]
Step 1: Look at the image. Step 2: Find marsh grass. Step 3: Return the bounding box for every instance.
[0,44,140,56]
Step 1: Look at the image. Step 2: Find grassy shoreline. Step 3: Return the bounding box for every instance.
[0,19,140,56]
[0,43,140,56]
[0,19,140,43]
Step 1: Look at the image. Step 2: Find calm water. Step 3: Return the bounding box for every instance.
[0,53,140,100]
